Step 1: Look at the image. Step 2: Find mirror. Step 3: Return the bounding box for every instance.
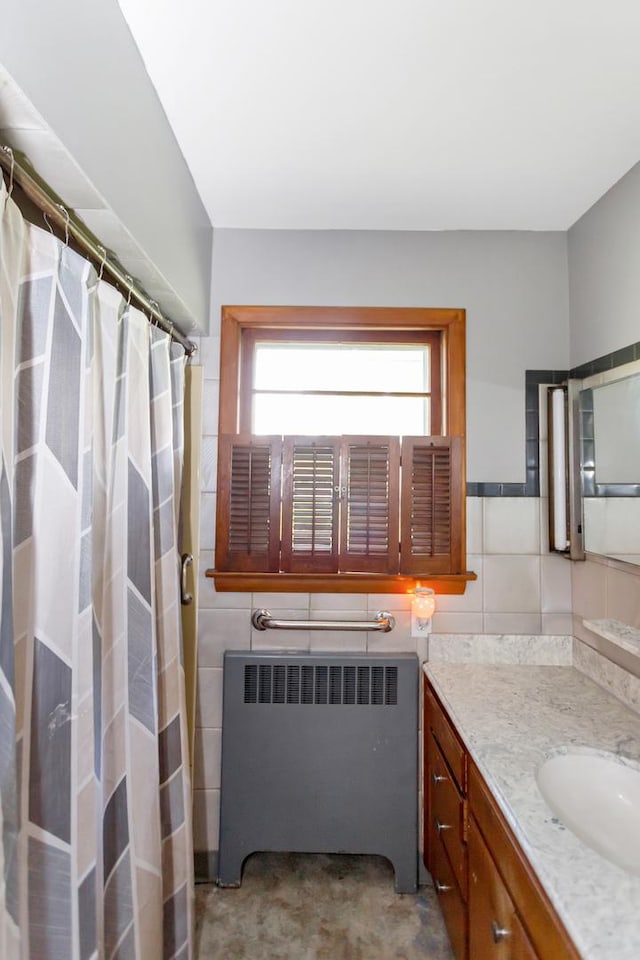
[580,361,640,565]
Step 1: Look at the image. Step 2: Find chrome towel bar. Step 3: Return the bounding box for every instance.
[251,609,395,633]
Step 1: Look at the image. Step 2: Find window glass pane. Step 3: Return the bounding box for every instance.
[254,344,430,393]
[253,393,430,435]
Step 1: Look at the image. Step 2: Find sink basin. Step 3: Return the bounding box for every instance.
[536,749,640,874]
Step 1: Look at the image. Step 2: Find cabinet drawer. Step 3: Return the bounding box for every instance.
[432,828,467,960]
[426,685,466,792]
[428,733,467,895]
[469,817,538,960]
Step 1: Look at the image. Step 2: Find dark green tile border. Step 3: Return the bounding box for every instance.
[570,341,640,380]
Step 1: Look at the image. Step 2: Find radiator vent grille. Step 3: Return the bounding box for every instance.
[243,663,398,706]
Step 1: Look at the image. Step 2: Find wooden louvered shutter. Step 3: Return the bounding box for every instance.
[400,436,463,575]
[216,435,282,572]
[340,437,400,574]
[281,438,340,573]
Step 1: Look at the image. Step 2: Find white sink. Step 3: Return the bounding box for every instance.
[536,749,640,874]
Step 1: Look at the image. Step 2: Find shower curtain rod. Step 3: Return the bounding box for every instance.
[0,144,196,356]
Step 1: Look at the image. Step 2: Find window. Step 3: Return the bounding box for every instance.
[241,331,440,436]
[210,306,471,593]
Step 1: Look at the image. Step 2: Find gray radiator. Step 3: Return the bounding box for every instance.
[217,650,418,893]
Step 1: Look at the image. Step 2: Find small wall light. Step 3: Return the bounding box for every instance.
[411,586,436,638]
[549,387,568,552]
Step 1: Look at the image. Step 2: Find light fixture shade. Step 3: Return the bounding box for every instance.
[411,586,436,624]
[550,387,568,552]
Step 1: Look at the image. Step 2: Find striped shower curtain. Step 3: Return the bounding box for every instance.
[0,178,193,959]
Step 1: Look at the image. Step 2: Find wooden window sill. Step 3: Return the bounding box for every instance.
[206,570,477,595]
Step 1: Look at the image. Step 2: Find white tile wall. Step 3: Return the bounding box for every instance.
[193,728,222,790]
[366,593,412,611]
[197,567,252,610]
[483,497,540,554]
[310,606,368,621]
[435,555,483,612]
[572,556,607,623]
[197,608,252,666]
[541,555,572,613]
[431,611,484,634]
[310,593,364,611]
[308,630,367,653]
[195,668,223,728]
[254,592,309,611]
[192,788,220,852]
[542,612,574,634]
[484,612,542,633]
[483,555,541,612]
[466,496,483,554]
[605,565,640,629]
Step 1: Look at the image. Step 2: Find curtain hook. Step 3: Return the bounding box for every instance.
[43,211,56,235]
[56,203,70,246]
[124,275,134,307]
[148,299,161,327]
[3,146,15,197]
[97,245,107,282]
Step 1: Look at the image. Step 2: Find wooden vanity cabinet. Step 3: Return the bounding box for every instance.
[424,683,469,960]
[424,677,581,960]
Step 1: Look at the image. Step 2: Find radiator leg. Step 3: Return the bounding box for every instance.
[217,845,248,888]
[391,853,418,894]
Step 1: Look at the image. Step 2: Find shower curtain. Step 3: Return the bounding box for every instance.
[0,178,194,959]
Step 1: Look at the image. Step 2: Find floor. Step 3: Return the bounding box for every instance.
[195,852,454,960]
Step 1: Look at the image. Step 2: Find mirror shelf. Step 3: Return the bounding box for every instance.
[583,618,640,658]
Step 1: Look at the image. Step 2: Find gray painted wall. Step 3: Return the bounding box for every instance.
[211,228,570,483]
[568,161,640,368]
[1,0,212,331]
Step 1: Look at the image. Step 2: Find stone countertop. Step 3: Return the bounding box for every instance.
[424,662,640,960]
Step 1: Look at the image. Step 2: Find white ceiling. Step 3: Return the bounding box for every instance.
[119,1,640,231]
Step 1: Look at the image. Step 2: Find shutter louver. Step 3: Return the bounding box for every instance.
[340,437,400,573]
[400,436,463,575]
[216,435,282,572]
[281,438,339,573]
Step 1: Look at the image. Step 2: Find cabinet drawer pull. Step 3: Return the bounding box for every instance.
[435,817,452,833]
[431,772,448,784]
[491,920,510,943]
[434,879,452,894]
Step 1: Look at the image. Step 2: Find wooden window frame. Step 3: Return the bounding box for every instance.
[208,305,475,594]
